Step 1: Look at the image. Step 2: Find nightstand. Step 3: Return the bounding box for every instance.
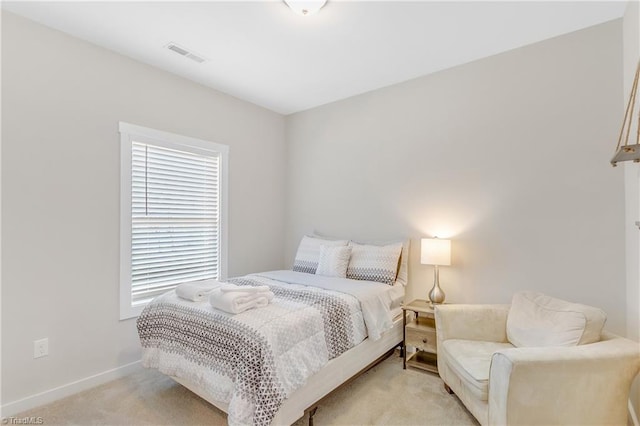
[402,299,438,373]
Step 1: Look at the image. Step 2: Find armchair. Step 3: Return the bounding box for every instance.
[435,298,640,426]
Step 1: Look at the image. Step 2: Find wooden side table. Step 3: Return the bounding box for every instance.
[402,299,438,373]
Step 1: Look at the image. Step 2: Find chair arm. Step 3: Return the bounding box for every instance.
[435,304,510,348]
[488,333,640,425]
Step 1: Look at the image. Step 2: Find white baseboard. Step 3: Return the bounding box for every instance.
[1,360,142,417]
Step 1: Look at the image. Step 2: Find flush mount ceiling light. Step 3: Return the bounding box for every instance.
[284,0,327,16]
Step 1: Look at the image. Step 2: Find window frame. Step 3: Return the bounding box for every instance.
[119,122,229,320]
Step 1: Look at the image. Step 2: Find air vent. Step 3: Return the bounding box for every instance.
[165,43,207,64]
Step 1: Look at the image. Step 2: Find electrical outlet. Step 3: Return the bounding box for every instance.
[34,338,48,359]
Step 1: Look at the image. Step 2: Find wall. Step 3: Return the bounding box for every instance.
[1,12,286,407]
[623,0,640,418]
[285,21,626,332]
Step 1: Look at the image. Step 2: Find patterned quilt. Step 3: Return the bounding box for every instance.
[137,275,367,426]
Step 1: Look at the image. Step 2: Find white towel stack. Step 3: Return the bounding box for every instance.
[209,283,274,314]
[176,280,221,302]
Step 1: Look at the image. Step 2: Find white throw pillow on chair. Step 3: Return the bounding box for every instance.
[506,291,607,347]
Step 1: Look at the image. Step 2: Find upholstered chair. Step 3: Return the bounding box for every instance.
[435,292,640,426]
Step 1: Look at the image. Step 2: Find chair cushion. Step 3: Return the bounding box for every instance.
[506,291,607,348]
[441,339,514,401]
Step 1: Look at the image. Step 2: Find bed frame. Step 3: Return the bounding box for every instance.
[172,314,404,425]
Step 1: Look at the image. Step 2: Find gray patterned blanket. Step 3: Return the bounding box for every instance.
[137,274,367,426]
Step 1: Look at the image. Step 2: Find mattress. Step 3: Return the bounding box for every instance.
[137,270,404,426]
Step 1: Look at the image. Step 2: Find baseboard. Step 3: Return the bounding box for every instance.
[1,360,142,417]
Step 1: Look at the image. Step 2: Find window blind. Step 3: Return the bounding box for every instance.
[131,141,220,303]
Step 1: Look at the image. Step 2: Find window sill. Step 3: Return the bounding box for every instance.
[119,301,147,321]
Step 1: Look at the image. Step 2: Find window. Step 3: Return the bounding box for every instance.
[119,122,228,319]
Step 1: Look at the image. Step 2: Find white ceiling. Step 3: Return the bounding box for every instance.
[2,1,628,115]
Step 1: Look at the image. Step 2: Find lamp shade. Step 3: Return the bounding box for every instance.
[284,0,327,15]
[421,238,451,266]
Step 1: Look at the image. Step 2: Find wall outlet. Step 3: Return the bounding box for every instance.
[34,338,48,358]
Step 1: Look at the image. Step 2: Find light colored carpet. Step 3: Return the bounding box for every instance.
[16,353,478,425]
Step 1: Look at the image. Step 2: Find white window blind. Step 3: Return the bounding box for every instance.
[119,122,228,319]
[131,142,220,303]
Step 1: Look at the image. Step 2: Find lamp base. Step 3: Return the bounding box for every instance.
[428,283,446,306]
[428,265,446,306]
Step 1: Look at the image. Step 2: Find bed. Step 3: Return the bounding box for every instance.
[137,238,408,426]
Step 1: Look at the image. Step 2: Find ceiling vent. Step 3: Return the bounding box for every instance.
[165,43,207,64]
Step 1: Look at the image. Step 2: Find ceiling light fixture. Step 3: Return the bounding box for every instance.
[284,0,327,16]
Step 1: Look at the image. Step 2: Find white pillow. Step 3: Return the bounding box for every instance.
[506,291,607,347]
[346,242,403,285]
[292,235,349,274]
[315,245,352,278]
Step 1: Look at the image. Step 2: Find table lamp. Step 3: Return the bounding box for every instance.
[421,237,451,306]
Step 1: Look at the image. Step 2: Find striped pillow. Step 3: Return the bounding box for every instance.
[292,235,349,274]
[347,242,403,285]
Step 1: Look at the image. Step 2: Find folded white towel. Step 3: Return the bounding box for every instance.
[209,288,274,314]
[260,290,275,302]
[176,280,221,302]
[220,283,270,293]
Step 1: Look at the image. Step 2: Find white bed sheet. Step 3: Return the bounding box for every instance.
[252,270,405,340]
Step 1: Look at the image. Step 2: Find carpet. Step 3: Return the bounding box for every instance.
[15,353,478,425]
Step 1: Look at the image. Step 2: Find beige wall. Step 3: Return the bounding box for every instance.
[285,21,626,332]
[622,0,640,417]
[1,12,286,404]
